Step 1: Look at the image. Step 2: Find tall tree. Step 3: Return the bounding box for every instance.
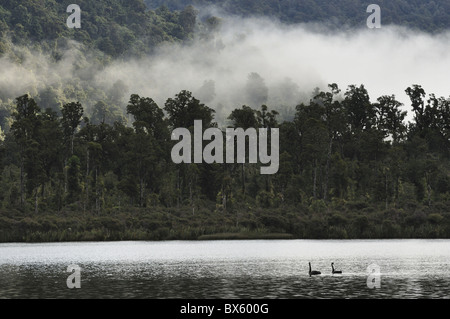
[127,94,169,206]
[294,102,328,199]
[67,155,82,204]
[228,105,259,198]
[127,94,168,140]
[405,85,427,134]
[164,90,215,129]
[61,102,83,155]
[36,108,63,208]
[10,95,40,207]
[311,84,345,201]
[228,105,258,129]
[256,105,279,129]
[375,95,407,143]
[344,84,376,133]
[164,90,216,206]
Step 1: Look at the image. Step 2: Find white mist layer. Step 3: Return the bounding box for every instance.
[97,18,450,123]
[1,17,449,125]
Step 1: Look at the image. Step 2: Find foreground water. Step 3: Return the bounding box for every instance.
[0,239,449,299]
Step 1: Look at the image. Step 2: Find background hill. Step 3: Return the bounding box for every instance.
[144,0,450,32]
[0,0,197,58]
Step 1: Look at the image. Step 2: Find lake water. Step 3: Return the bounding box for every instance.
[0,239,449,299]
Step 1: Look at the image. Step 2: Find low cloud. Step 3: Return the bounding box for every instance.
[95,16,450,124]
[1,15,449,126]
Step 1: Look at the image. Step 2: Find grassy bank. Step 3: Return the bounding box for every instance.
[1,199,450,243]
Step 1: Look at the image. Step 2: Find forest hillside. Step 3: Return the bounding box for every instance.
[0,1,449,242]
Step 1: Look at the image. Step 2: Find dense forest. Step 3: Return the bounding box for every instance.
[144,0,450,32]
[0,0,199,57]
[0,1,449,242]
[0,83,449,242]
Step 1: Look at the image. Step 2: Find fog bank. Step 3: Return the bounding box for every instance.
[1,16,449,125]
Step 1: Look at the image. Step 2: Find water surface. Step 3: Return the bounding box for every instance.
[0,239,449,299]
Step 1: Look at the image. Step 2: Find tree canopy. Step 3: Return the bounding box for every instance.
[0,84,449,241]
[0,0,199,58]
[144,0,450,33]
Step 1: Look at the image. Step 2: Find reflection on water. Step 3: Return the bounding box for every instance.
[0,240,449,299]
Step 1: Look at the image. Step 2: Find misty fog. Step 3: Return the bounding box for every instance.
[1,14,449,126]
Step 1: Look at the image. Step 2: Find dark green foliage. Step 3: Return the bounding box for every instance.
[228,105,258,129]
[61,102,83,155]
[164,90,216,129]
[67,155,82,203]
[1,82,449,241]
[0,0,198,58]
[144,0,450,33]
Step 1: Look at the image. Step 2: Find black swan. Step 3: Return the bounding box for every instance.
[331,262,342,274]
[309,262,321,276]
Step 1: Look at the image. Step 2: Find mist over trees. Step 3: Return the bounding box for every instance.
[1,0,450,131]
[0,1,449,241]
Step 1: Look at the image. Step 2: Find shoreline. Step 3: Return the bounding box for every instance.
[1,230,449,244]
[1,203,449,243]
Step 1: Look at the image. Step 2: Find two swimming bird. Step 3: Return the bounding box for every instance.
[308,262,342,276]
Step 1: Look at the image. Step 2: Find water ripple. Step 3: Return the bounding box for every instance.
[0,239,449,298]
